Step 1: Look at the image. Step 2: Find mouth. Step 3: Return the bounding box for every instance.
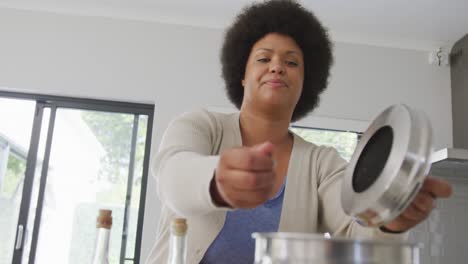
[265,79,287,88]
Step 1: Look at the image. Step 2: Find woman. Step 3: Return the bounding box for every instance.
[146,1,452,263]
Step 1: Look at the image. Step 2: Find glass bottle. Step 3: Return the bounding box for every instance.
[91,209,112,264]
[167,218,188,264]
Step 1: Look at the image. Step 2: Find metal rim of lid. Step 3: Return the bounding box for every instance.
[341,104,433,227]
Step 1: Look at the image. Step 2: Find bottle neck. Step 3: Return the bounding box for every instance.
[167,233,187,264]
[92,227,110,264]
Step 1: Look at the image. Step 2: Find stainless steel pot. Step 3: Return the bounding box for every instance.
[252,232,420,264]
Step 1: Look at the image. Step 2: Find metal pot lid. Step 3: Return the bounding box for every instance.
[341,104,433,227]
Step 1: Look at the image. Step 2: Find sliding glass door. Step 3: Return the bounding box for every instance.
[0,92,153,264]
[0,97,39,264]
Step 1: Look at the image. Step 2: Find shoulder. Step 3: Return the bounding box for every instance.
[172,108,237,128]
[164,109,239,146]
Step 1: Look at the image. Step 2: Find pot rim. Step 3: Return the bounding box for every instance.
[252,232,420,248]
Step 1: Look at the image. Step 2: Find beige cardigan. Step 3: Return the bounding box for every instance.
[145,109,404,264]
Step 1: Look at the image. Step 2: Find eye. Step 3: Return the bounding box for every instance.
[286,60,299,67]
[257,58,270,63]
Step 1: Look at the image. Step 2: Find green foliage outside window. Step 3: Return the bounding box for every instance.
[291,127,359,161]
[2,154,26,199]
[81,112,147,207]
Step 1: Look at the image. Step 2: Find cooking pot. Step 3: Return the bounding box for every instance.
[252,232,420,264]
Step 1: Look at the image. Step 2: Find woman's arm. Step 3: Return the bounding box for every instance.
[153,110,226,217]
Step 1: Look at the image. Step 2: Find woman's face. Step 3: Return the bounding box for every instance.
[241,33,304,116]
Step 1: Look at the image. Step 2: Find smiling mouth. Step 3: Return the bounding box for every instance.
[265,80,287,88]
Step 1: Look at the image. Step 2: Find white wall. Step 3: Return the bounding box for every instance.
[296,41,452,144]
[0,8,452,262]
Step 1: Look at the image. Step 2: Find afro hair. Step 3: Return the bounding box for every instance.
[221,0,333,121]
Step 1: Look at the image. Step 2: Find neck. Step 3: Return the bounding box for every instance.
[239,108,292,147]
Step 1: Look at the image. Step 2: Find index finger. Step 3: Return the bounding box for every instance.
[421,176,453,198]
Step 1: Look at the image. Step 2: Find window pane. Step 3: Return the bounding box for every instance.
[0,98,36,264]
[291,127,359,161]
[33,109,140,264]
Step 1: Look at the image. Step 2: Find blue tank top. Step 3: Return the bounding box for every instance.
[200,182,285,264]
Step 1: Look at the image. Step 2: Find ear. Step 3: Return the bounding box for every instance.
[241,79,245,87]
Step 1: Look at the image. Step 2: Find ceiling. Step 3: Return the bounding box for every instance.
[1,0,467,50]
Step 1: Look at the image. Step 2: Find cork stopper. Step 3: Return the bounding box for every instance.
[96,209,112,229]
[171,218,187,236]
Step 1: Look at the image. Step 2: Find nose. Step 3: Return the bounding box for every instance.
[269,60,285,75]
